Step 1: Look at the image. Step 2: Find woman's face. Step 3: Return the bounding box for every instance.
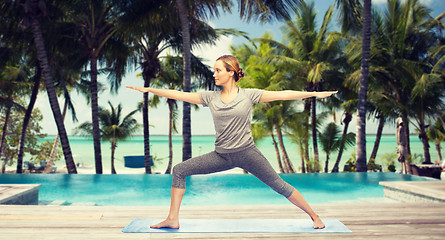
[213,60,234,86]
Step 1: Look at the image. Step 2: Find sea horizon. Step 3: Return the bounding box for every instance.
[17,134,436,175]
[46,133,414,137]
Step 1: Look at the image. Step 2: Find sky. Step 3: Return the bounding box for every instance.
[35,0,445,136]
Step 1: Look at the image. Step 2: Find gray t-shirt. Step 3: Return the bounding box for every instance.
[199,88,264,153]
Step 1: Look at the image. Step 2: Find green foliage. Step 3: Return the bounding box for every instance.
[0,107,61,166]
[29,140,62,164]
[343,153,383,172]
[367,158,382,172]
[145,154,163,171]
[381,153,397,172]
[343,152,357,172]
[75,101,140,144]
[409,153,425,165]
[306,157,321,173]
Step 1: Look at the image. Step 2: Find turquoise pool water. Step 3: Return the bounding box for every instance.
[0,172,435,206]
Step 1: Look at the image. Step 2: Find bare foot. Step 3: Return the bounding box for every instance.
[150,218,179,229]
[311,215,325,229]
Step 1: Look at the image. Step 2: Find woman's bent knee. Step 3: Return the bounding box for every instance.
[172,164,187,189]
[269,178,294,198]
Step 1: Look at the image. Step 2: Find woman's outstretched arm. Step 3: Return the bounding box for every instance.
[259,90,337,103]
[126,86,202,105]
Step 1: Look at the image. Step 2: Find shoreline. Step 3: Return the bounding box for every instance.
[44,133,407,137]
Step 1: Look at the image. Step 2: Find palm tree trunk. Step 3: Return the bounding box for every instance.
[16,66,41,173]
[298,140,306,173]
[165,99,174,174]
[332,112,352,172]
[311,97,320,171]
[176,0,192,161]
[42,99,68,174]
[1,104,12,173]
[304,140,310,172]
[355,0,371,172]
[29,14,77,174]
[143,83,152,174]
[419,125,431,164]
[111,140,117,174]
[435,142,442,164]
[304,99,311,172]
[402,114,412,174]
[90,56,102,174]
[325,154,330,173]
[270,133,284,173]
[275,124,295,173]
[369,116,384,162]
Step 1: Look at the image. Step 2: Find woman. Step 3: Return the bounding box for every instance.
[127,55,337,230]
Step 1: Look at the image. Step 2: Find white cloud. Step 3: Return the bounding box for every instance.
[372,0,387,5]
[193,35,234,66]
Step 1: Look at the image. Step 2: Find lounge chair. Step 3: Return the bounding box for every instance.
[410,164,441,179]
[24,161,55,173]
[24,161,40,173]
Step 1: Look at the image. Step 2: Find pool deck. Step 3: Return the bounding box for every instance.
[1,202,445,239]
[0,184,41,205]
[380,181,445,203]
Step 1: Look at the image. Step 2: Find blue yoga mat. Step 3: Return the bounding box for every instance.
[122,218,351,233]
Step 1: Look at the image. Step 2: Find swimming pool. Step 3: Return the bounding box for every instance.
[0,172,435,206]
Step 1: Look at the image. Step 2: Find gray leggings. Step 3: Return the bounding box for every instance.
[172,146,294,198]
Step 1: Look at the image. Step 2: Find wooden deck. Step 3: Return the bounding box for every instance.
[1,202,445,239]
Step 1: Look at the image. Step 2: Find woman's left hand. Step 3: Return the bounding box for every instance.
[317,91,338,98]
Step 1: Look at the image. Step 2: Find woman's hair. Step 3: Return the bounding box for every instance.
[216,55,245,82]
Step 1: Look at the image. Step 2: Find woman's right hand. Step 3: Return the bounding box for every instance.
[126,86,149,92]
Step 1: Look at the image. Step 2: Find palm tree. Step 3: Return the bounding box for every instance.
[175,0,193,161]
[285,112,310,173]
[42,67,89,174]
[319,123,341,173]
[355,0,371,172]
[152,58,183,174]
[0,65,28,173]
[16,0,77,173]
[0,2,43,174]
[120,0,176,174]
[16,65,41,173]
[76,101,139,174]
[73,0,133,174]
[364,0,443,166]
[319,122,355,172]
[410,73,445,164]
[331,100,356,173]
[29,10,88,174]
[427,116,445,165]
[254,2,342,170]
[335,0,371,172]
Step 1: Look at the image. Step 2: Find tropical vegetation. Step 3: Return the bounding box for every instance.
[74,101,139,174]
[0,0,443,174]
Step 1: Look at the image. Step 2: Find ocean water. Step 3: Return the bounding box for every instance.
[43,134,433,174]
